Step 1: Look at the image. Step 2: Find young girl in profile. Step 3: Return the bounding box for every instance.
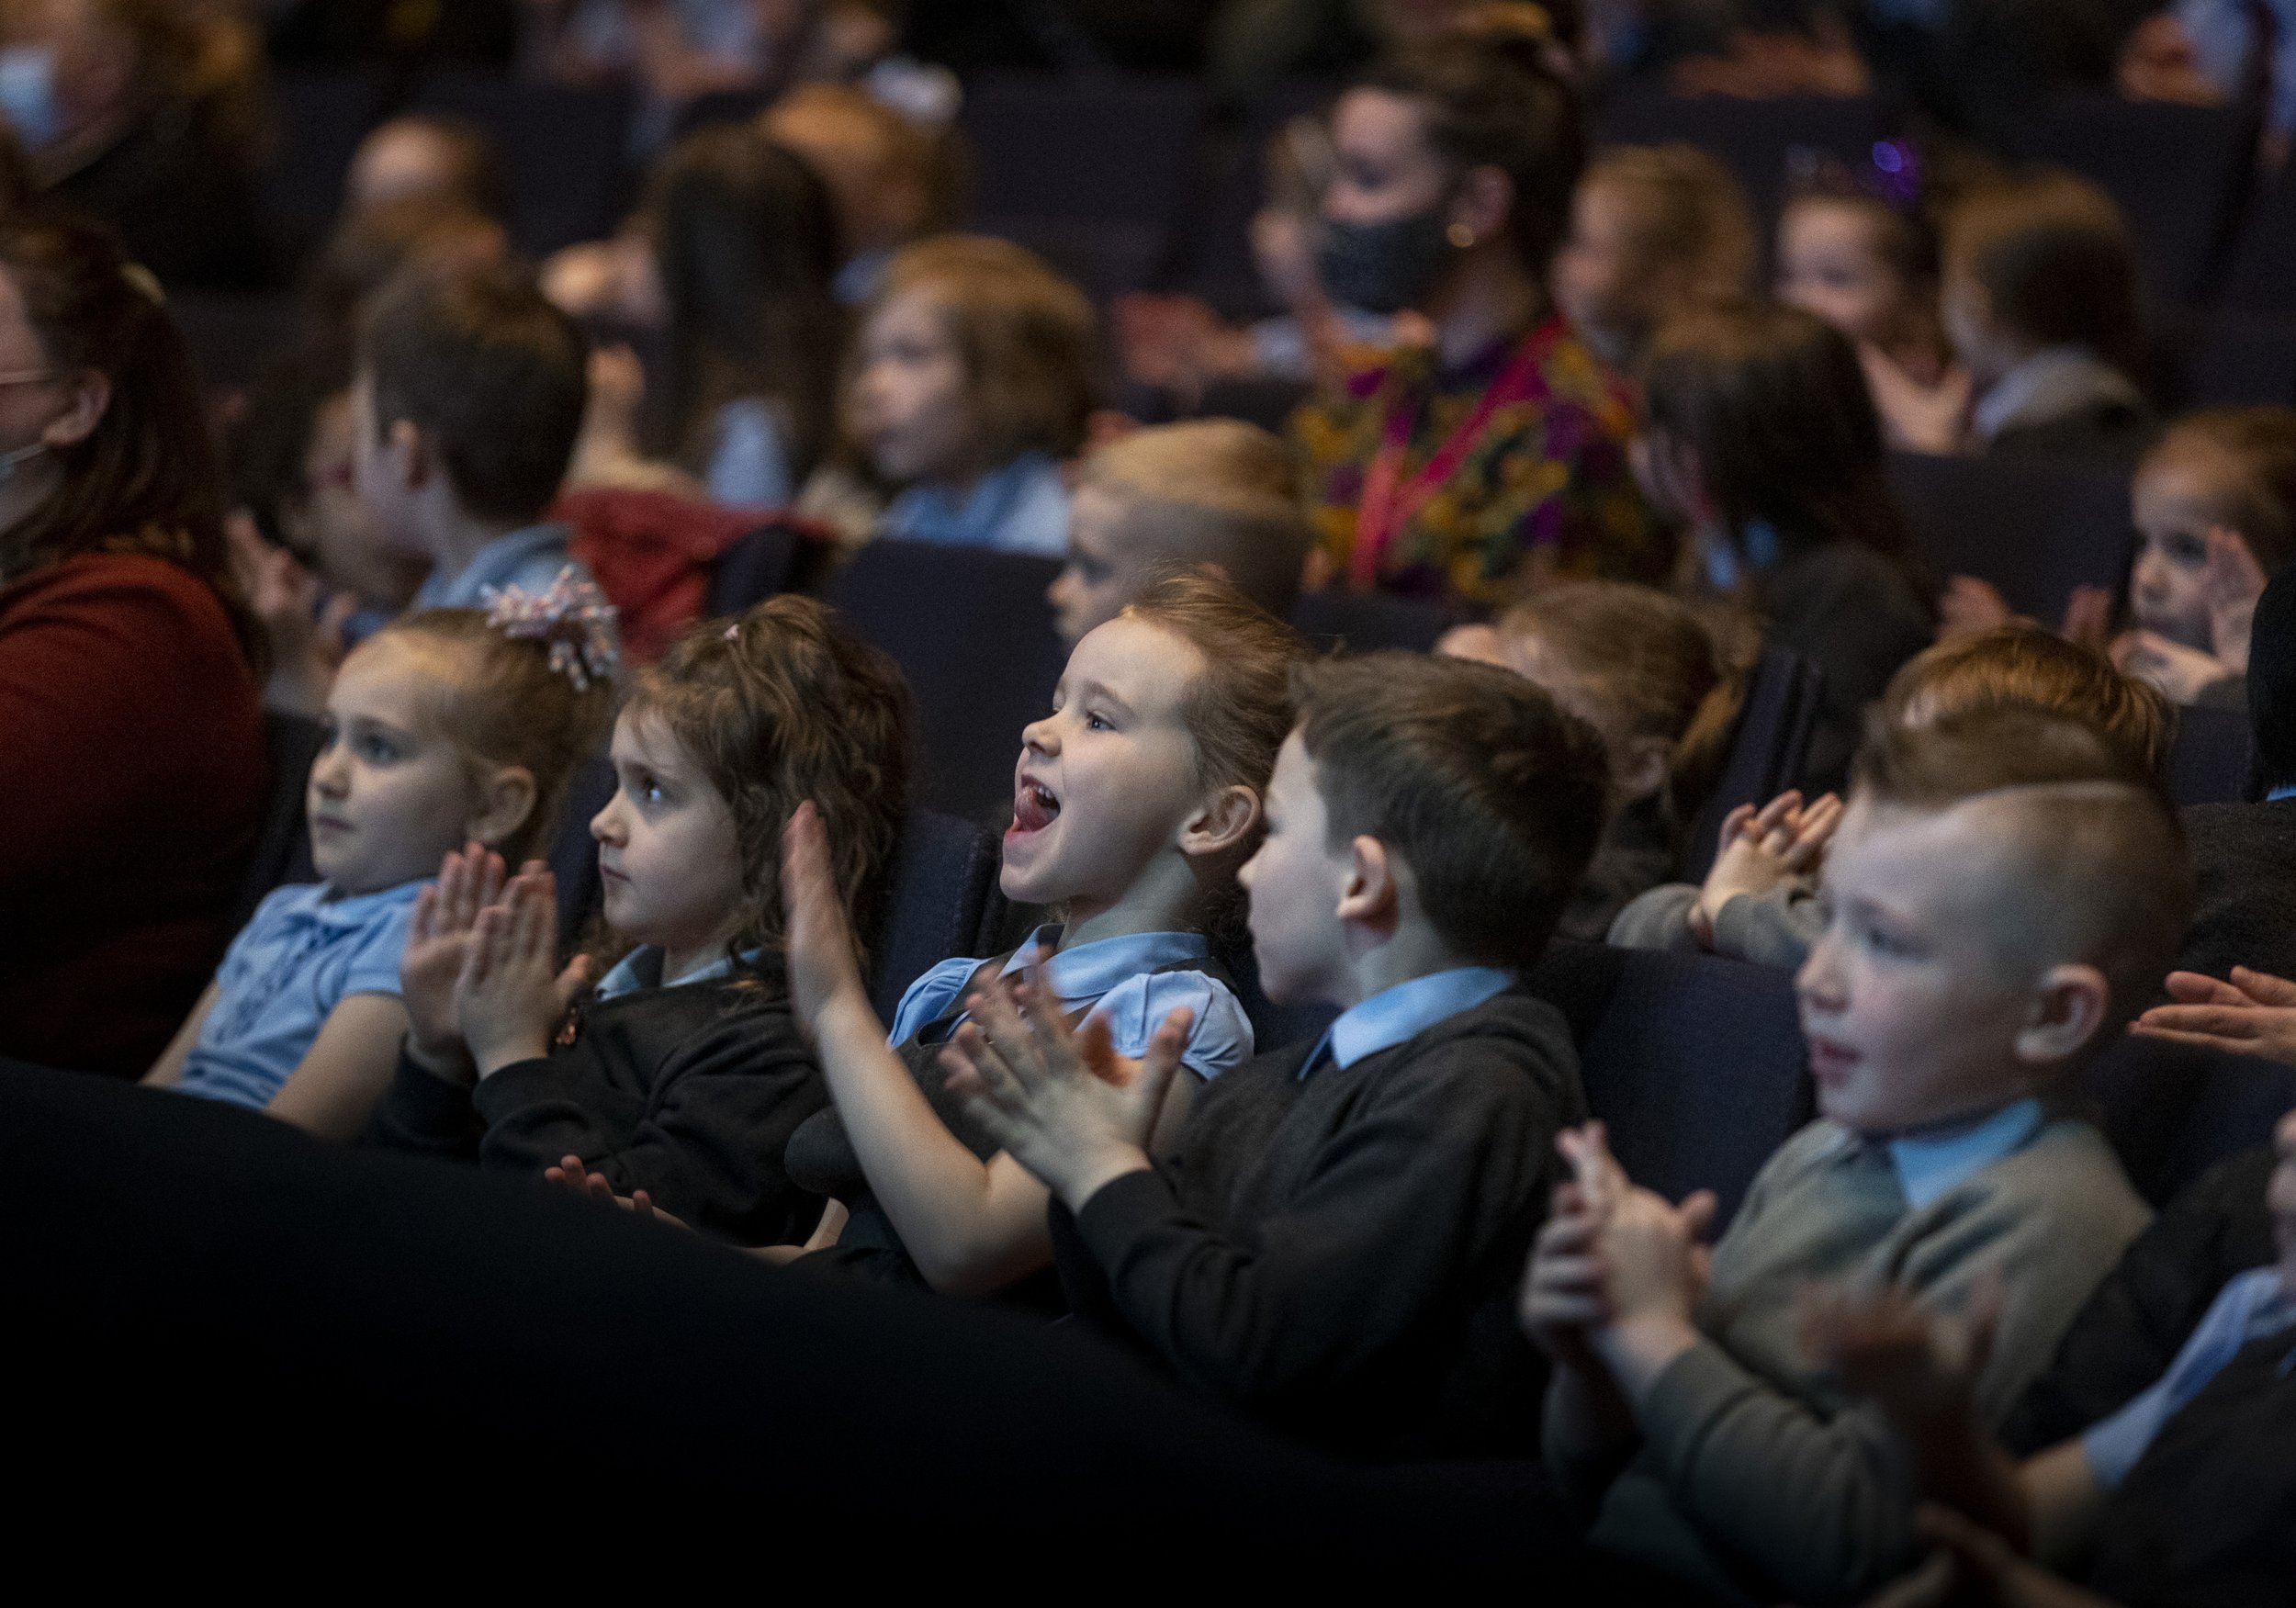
[771,573,1299,1299]
[1442,580,1742,939]
[1550,144,1757,374]
[146,576,618,1141]
[367,594,912,1247]
[801,235,1097,556]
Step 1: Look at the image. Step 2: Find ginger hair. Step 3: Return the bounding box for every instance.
[1885,625,2172,779]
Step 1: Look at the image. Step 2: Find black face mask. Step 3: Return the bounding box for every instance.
[1314,208,1453,315]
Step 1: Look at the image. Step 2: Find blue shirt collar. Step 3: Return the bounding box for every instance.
[413,523,571,609]
[886,454,1056,544]
[999,925,1210,1007]
[2268,783,2296,803]
[1886,1098,2047,1209]
[1303,966,1514,1079]
[311,879,426,923]
[594,945,754,1001]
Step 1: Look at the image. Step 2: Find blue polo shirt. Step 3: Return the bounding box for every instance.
[174,881,423,1109]
[411,523,593,611]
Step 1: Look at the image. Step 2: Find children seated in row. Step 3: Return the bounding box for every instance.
[145,580,616,1140]
[368,595,908,1246]
[1611,624,2171,968]
[1441,581,1741,939]
[1640,300,1934,793]
[803,235,1094,558]
[1810,1102,2295,1607]
[772,574,1288,1293]
[940,651,1607,1457]
[1551,143,1757,374]
[1526,704,2180,1602]
[1287,28,1662,601]
[1046,419,1311,645]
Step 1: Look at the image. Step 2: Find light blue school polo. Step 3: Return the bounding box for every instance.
[174,881,423,1109]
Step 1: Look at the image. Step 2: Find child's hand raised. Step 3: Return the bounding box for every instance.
[401,843,511,1081]
[1519,1177,1611,1373]
[940,969,1187,1209]
[2133,964,2296,1067]
[456,870,591,1079]
[2111,627,2238,705]
[1692,789,1840,946]
[779,801,866,1036]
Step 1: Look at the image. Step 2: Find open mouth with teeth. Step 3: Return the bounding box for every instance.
[1011,779,1062,834]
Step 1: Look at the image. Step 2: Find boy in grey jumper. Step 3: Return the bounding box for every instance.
[1525,705,2189,1605]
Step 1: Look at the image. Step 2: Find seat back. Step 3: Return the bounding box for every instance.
[869,809,1007,1019]
[1681,646,1825,881]
[258,66,393,263]
[1289,589,1456,655]
[2006,94,2254,306]
[409,69,634,257]
[171,290,304,399]
[1527,943,1812,1225]
[2221,160,2296,315]
[2177,309,2296,408]
[2167,702,2254,807]
[1888,451,2134,622]
[821,540,1069,820]
[548,758,617,946]
[227,712,326,934]
[2081,1035,2296,1208]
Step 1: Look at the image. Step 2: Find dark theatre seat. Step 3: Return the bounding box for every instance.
[1680,645,1825,883]
[0,1059,1681,1589]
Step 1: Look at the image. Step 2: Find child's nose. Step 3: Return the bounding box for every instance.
[590,797,621,843]
[1020,714,1058,756]
[1795,933,1846,1011]
[309,744,350,795]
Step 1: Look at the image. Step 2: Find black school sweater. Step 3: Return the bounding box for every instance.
[1050,985,1585,1459]
[366,951,827,1245]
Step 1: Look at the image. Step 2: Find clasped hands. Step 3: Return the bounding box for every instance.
[1692,787,1842,947]
[1519,1122,1720,1395]
[400,841,593,1085]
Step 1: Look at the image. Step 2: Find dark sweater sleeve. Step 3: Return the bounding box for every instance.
[364,1048,487,1160]
[470,1015,827,1243]
[2002,1144,2279,1455]
[1071,1047,1568,1413]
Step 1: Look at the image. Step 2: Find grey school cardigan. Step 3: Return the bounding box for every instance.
[1566,1112,2150,1607]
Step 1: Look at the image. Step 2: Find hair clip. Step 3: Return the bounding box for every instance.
[483,567,620,692]
[724,622,740,642]
[1784,141,1924,218]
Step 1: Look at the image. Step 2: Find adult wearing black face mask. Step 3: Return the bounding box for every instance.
[1289,21,1662,605]
[0,210,264,1077]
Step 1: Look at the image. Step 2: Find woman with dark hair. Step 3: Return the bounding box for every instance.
[1638,300,1935,793]
[0,208,265,1076]
[1289,17,1659,602]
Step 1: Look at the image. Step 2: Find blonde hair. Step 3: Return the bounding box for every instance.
[1498,581,1742,830]
[1079,420,1310,617]
[2139,406,2296,576]
[366,609,619,866]
[1582,144,1759,309]
[857,236,1098,467]
[762,83,962,238]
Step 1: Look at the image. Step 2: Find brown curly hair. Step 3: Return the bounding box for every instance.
[626,594,912,973]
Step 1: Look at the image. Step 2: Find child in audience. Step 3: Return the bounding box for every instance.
[802,236,1096,557]
[1525,705,2178,1603]
[343,114,510,224]
[1886,173,2155,463]
[1809,1101,2296,1608]
[631,125,844,510]
[144,580,616,1141]
[1441,581,1742,939]
[941,652,1607,1456]
[1551,144,1758,373]
[1046,419,1311,645]
[1611,624,2171,968]
[761,82,951,308]
[356,261,599,619]
[368,595,909,1246]
[1642,302,1934,793]
[772,574,1290,1296]
[1774,158,1968,454]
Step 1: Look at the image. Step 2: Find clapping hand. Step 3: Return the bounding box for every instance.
[401,843,512,1080]
[778,801,867,1038]
[940,965,1188,1209]
[2133,966,2296,1068]
[456,869,592,1079]
[1693,789,1841,946]
[1803,1281,1998,1431]
[543,1153,687,1230]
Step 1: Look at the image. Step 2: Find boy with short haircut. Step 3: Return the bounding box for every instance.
[1525,706,2185,1604]
[946,653,1608,1457]
[1045,420,1311,645]
[355,261,597,614]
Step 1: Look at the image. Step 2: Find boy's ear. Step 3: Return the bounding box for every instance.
[388,417,433,490]
[2013,962,2111,1067]
[1179,782,1262,860]
[1335,834,1401,934]
[469,765,539,853]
